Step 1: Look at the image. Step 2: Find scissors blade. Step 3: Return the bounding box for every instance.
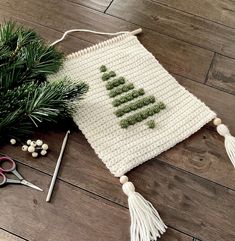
[21,180,43,192]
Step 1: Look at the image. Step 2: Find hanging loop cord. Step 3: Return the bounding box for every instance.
[50,28,142,46]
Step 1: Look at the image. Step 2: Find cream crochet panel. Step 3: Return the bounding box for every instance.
[48,33,216,177]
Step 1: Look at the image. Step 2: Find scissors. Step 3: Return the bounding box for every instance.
[0,156,43,191]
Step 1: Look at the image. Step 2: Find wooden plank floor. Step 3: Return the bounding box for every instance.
[0,0,235,240]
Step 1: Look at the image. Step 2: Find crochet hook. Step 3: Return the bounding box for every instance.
[46,130,70,202]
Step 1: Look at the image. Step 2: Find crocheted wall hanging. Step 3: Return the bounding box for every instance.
[49,28,235,241]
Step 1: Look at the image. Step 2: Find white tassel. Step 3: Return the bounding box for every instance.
[120,176,167,241]
[216,124,235,168]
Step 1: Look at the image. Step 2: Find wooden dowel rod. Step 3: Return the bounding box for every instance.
[131,28,142,35]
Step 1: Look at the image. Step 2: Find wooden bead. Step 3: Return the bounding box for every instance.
[213,118,222,126]
[120,175,129,184]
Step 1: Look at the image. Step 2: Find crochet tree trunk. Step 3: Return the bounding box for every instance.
[99,65,166,129]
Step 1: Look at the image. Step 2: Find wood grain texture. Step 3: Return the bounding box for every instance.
[0,1,235,240]
[4,26,90,58]
[207,54,235,95]
[0,163,192,241]
[0,0,213,82]
[0,164,130,241]
[153,0,235,28]
[0,229,25,241]
[0,13,92,55]
[159,128,235,190]
[107,0,235,58]
[137,31,213,83]
[67,0,112,12]
[1,128,235,240]
[161,229,192,241]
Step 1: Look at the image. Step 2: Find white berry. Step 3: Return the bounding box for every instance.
[42,144,48,150]
[22,145,28,151]
[28,146,35,153]
[26,140,32,145]
[41,150,47,156]
[30,141,36,147]
[10,139,16,145]
[36,139,43,146]
[32,152,38,158]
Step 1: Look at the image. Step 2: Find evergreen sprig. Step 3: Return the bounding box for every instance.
[0,21,64,91]
[0,21,88,143]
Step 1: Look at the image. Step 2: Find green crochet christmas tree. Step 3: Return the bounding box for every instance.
[100,65,166,129]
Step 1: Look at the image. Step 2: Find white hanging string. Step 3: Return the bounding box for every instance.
[50,29,130,46]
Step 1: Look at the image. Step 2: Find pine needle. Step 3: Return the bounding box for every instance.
[0,21,88,143]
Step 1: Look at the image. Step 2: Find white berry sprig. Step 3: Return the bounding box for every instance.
[22,139,49,158]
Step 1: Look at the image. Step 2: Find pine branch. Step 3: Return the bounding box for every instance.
[0,21,89,143]
[25,79,88,124]
[0,79,88,141]
[0,21,64,91]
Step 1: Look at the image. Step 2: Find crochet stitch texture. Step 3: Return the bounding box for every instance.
[49,33,216,177]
